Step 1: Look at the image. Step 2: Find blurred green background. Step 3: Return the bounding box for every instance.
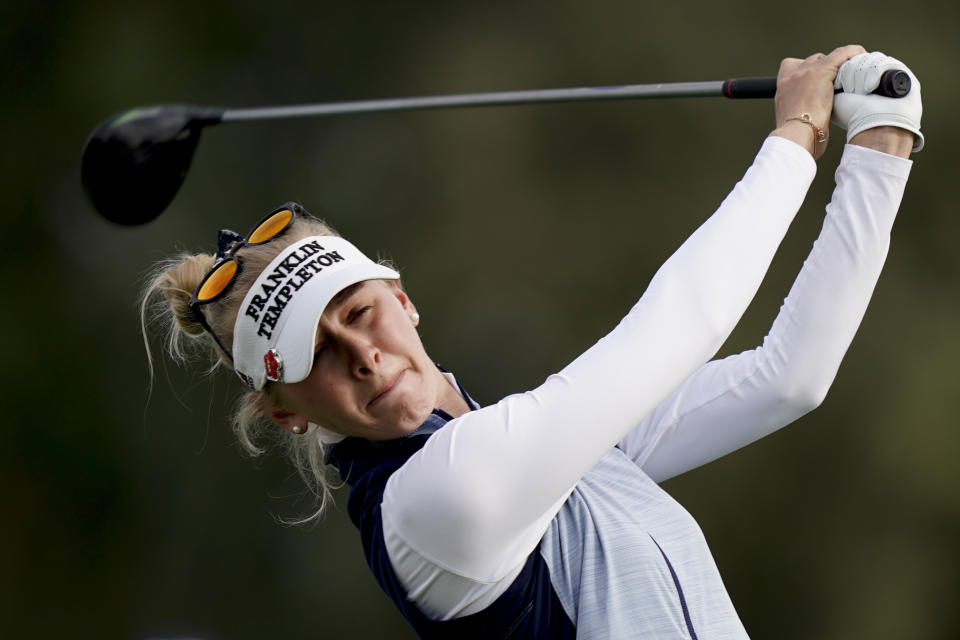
[2,1,957,638]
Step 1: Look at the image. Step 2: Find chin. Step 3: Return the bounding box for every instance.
[391,399,435,434]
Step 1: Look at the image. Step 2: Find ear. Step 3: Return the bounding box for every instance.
[269,409,309,435]
[388,282,419,326]
[255,392,308,435]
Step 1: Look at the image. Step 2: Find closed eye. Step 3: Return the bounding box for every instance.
[348,305,372,324]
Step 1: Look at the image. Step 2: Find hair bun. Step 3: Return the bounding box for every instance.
[158,253,216,336]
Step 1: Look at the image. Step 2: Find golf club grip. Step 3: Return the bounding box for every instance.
[723,77,777,99]
[723,70,911,99]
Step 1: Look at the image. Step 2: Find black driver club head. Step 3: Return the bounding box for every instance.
[81,105,222,225]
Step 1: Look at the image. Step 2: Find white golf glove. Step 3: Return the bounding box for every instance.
[832,51,923,152]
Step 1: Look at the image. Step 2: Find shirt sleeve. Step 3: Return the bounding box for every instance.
[381,136,817,608]
[619,143,912,482]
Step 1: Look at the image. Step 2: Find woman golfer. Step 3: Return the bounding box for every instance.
[143,45,921,638]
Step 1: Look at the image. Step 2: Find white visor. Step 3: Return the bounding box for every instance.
[232,235,399,389]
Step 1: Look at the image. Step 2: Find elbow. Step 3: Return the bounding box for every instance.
[388,473,505,563]
[774,373,832,419]
[754,335,843,420]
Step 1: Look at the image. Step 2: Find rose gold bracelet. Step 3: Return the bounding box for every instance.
[784,113,827,152]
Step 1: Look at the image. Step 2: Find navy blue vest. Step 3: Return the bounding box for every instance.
[327,409,577,639]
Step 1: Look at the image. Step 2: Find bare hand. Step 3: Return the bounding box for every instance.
[771,44,867,159]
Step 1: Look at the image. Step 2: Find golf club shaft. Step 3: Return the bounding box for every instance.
[221,78,766,123]
[220,69,910,123]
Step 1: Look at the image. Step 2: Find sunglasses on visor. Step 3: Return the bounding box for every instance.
[188,202,303,361]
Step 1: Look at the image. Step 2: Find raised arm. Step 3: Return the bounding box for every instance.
[619,53,921,481]
[382,47,874,587]
[620,139,912,481]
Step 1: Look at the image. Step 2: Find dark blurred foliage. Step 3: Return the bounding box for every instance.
[1,1,958,638]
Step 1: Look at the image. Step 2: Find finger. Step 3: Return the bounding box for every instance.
[778,57,804,77]
[823,44,868,71]
[851,52,882,93]
[839,51,904,94]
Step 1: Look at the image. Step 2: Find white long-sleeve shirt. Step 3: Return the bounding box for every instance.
[372,137,911,636]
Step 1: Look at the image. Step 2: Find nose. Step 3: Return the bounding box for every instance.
[345,335,381,378]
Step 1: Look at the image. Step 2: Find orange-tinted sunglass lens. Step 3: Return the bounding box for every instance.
[197,259,238,301]
[248,208,294,244]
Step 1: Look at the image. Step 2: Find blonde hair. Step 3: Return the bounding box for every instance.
[139,211,352,524]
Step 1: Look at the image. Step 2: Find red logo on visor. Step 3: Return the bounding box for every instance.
[264,349,283,383]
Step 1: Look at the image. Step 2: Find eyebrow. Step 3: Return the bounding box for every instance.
[327,281,366,312]
[315,283,367,348]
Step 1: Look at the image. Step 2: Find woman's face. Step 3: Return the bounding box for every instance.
[270,280,455,440]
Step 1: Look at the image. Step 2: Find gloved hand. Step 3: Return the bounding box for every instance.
[832,51,923,152]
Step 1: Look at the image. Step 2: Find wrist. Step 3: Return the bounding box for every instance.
[770,118,821,158]
[849,126,914,158]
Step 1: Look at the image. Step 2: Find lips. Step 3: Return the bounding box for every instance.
[369,370,405,407]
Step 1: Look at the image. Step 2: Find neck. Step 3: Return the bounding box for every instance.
[434,369,472,418]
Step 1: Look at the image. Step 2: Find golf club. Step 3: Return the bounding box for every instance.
[81,70,911,226]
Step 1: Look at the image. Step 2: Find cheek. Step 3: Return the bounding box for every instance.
[386,316,428,357]
[282,376,352,420]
